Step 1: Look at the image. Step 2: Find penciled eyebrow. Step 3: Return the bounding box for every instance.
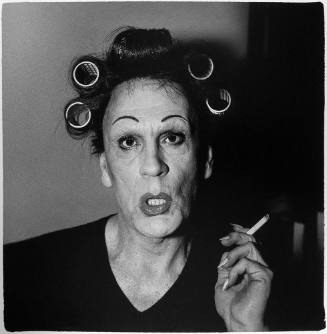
[112,114,189,125]
[112,116,139,125]
[161,115,189,123]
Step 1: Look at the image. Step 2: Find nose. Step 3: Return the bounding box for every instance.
[140,144,168,177]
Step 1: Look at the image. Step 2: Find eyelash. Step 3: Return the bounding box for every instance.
[117,132,186,151]
[161,132,185,145]
[118,136,139,150]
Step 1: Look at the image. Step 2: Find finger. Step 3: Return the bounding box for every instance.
[230,223,249,233]
[231,224,258,244]
[215,275,230,291]
[217,252,229,269]
[220,242,268,269]
[216,252,229,288]
[224,257,273,292]
[216,268,229,290]
[219,231,256,247]
[217,252,229,275]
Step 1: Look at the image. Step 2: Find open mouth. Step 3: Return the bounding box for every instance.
[139,192,172,216]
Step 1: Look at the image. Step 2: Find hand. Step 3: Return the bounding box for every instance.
[215,225,273,331]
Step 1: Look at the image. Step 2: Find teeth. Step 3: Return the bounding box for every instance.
[147,199,166,206]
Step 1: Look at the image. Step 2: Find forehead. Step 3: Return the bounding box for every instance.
[105,79,190,123]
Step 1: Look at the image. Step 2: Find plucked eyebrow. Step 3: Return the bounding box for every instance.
[112,116,139,125]
[161,115,189,123]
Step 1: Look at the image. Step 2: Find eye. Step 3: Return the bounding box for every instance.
[162,132,185,145]
[118,136,138,150]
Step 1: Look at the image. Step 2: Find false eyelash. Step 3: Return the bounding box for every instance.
[161,132,186,145]
[117,135,138,150]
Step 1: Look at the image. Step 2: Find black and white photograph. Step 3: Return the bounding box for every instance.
[2,1,324,331]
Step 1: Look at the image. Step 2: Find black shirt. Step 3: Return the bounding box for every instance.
[4,216,226,331]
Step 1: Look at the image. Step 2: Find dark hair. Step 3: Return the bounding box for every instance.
[65,27,215,155]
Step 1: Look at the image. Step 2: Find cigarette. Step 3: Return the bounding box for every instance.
[246,214,270,235]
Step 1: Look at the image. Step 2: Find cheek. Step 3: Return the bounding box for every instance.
[106,154,140,205]
[168,153,198,202]
[167,168,196,219]
[106,143,138,183]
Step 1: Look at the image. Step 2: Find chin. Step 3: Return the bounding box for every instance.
[135,212,184,239]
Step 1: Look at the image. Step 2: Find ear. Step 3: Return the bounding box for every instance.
[99,153,112,188]
[204,146,214,179]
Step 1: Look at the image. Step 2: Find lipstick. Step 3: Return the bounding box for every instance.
[139,192,172,216]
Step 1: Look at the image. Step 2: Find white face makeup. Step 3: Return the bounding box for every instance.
[101,79,198,239]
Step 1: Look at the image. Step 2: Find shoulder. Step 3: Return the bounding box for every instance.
[4,216,111,284]
[4,216,113,330]
[5,216,109,257]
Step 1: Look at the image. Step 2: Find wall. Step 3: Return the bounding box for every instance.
[3,2,249,243]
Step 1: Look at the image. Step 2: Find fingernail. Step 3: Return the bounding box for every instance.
[230,223,243,229]
[219,236,230,241]
[222,278,229,291]
[217,258,228,269]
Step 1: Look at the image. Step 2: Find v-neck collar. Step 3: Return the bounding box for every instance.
[99,215,194,314]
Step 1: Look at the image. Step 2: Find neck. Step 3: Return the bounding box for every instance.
[105,215,190,276]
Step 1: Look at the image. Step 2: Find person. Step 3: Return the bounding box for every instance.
[4,27,272,331]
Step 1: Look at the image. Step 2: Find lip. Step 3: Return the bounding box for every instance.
[139,192,172,216]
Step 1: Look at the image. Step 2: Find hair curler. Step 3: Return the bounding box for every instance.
[187,54,214,81]
[206,89,231,115]
[65,101,92,129]
[72,60,100,89]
